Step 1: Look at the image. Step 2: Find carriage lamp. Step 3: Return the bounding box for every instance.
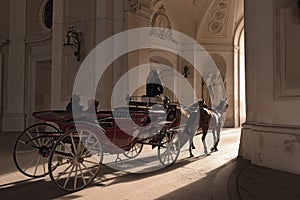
[63,26,82,61]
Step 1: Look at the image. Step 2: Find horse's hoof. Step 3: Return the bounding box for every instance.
[192,146,196,149]
[189,154,194,158]
[210,147,218,152]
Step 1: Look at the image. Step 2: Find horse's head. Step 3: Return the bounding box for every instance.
[216,99,228,113]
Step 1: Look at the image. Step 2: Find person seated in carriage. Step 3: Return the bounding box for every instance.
[85,99,99,113]
[145,69,164,97]
[66,94,83,113]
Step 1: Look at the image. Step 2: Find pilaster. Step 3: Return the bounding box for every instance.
[2,0,27,131]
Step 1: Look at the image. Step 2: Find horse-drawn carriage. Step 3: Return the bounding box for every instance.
[13,96,228,191]
[13,96,184,191]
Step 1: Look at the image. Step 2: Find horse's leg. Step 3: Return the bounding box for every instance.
[201,129,208,155]
[188,137,194,157]
[212,126,221,152]
[211,129,216,150]
[191,139,196,149]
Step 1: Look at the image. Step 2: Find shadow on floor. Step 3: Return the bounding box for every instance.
[158,157,300,200]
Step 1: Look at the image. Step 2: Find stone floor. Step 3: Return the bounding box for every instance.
[0,129,299,200]
[158,157,300,200]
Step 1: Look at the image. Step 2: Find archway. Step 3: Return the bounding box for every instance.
[234,17,245,126]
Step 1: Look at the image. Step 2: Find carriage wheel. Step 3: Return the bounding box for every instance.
[158,131,180,166]
[13,123,61,178]
[48,128,103,192]
[123,143,144,159]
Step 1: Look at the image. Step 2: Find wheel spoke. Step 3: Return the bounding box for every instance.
[80,163,96,177]
[169,151,174,162]
[16,149,37,154]
[85,132,93,145]
[53,152,74,160]
[35,126,42,146]
[84,160,100,165]
[78,164,87,185]
[54,162,73,181]
[76,131,83,154]
[42,157,46,174]
[59,141,75,157]
[162,151,167,163]
[70,133,77,155]
[44,137,52,146]
[88,140,98,151]
[18,139,26,145]
[26,131,39,147]
[23,154,37,172]
[79,144,87,157]
[74,165,78,190]
[33,155,40,176]
[63,165,75,188]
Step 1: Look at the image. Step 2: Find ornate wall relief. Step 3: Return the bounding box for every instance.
[274,0,300,99]
[129,0,142,13]
[150,5,176,43]
[151,0,162,8]
[204,0,232,38]
[202,53,227,106]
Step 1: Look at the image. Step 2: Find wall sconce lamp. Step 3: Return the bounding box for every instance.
[183,66,190,78]
[63,26,82,61]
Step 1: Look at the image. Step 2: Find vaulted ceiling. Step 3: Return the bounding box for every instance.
[150,0,244,44]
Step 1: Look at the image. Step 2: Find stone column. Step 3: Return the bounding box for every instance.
[110,0,128,108]
[240,0,300,174]
[51,0,65,109]
[95,0,114,110]
[2,0,27,131]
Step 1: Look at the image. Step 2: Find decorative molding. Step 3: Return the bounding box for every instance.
[204,0,232,38]
[151,0,163,8]
[129,0,142,13]
[24,32,52,43]
[242,122,300,136]
[202,43,235,52]
[128,0,153,19]
[274,0,300,100]
[0,39,9,50]
[150,5,176,43]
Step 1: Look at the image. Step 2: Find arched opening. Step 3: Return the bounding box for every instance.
[234,18,246,127]
[239,29,246,125]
